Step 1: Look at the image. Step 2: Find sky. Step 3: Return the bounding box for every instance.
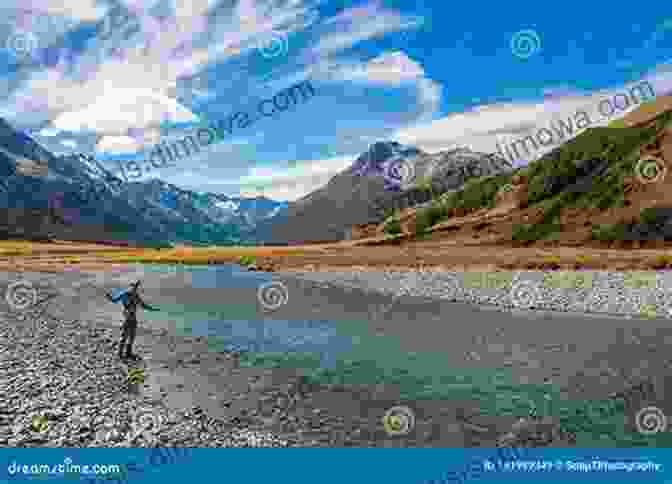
[0,1,671,202]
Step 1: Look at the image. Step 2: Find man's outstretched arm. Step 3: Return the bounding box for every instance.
[106,290,127,303]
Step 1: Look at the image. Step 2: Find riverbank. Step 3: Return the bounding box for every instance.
[3,265,672,447]
[0,267,591,447]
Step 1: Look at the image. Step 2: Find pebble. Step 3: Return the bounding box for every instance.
[280,269,672,319]
[0,309,297,447]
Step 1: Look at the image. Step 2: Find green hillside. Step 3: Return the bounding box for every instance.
[416,108,672,242]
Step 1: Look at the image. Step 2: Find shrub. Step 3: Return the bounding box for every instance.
[512,220,562,243]
[382,207,397,221]
[383,217,402,235]
[238,255,256,266]
[415,203,449,234]
[591,223,626,241]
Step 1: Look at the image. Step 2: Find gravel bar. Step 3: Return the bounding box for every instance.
[278,269,672,320]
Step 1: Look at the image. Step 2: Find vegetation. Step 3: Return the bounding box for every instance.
[416,176,437,200]
[591,223,627,241]
[422,107,672,243]
[238,255,256,266]
[415,203,449,234]
[438,174,513,212]
[383,216,402,235]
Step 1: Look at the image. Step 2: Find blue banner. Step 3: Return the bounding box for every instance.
[1,449,670,484]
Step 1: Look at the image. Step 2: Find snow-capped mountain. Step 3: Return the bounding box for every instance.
[0,118,287,245]
[255,141,513,244]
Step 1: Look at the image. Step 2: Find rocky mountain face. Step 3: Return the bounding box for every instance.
[255,142,513,244]
[0,118,287,245]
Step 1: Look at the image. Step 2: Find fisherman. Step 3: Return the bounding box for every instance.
[105,280,159,360]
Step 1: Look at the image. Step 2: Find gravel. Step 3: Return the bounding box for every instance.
[278,269,672,320]
[0,307,300,447]
[4,266,657,448]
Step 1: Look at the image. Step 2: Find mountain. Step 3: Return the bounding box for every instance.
[369,95,672,250]
[120,179,288,245]
[0,118,286,245]
[254,141,513,244]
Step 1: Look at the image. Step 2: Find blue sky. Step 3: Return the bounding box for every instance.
[0,1,671,201]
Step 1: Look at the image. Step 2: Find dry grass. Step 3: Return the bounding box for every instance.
[0,241,328,272]
[102,246,317,265]
[648,254,672,269]
[572,255,597,270]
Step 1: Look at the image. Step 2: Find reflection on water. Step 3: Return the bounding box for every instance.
[185,318,354,369]
[137,264,355,369]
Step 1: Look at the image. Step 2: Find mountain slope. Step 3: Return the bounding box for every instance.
[377,95,672,248]
[0,118,286,245]
[255,141,513,244]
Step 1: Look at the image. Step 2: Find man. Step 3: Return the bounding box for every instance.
[105,280,159,360]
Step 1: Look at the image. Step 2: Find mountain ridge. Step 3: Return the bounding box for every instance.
[253,141,513,244]
[0,119,287,246]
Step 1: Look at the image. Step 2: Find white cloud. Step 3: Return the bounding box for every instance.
[38,127,61,137]
[237,155,354,200]
[392,75,663,160]
[9,0,106,22]
[96,135,144,155]
[327,51,423,85]
[2,0,316,127]
[312,1,422,56]
[303,51,443,120]
[52,84,198,134]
